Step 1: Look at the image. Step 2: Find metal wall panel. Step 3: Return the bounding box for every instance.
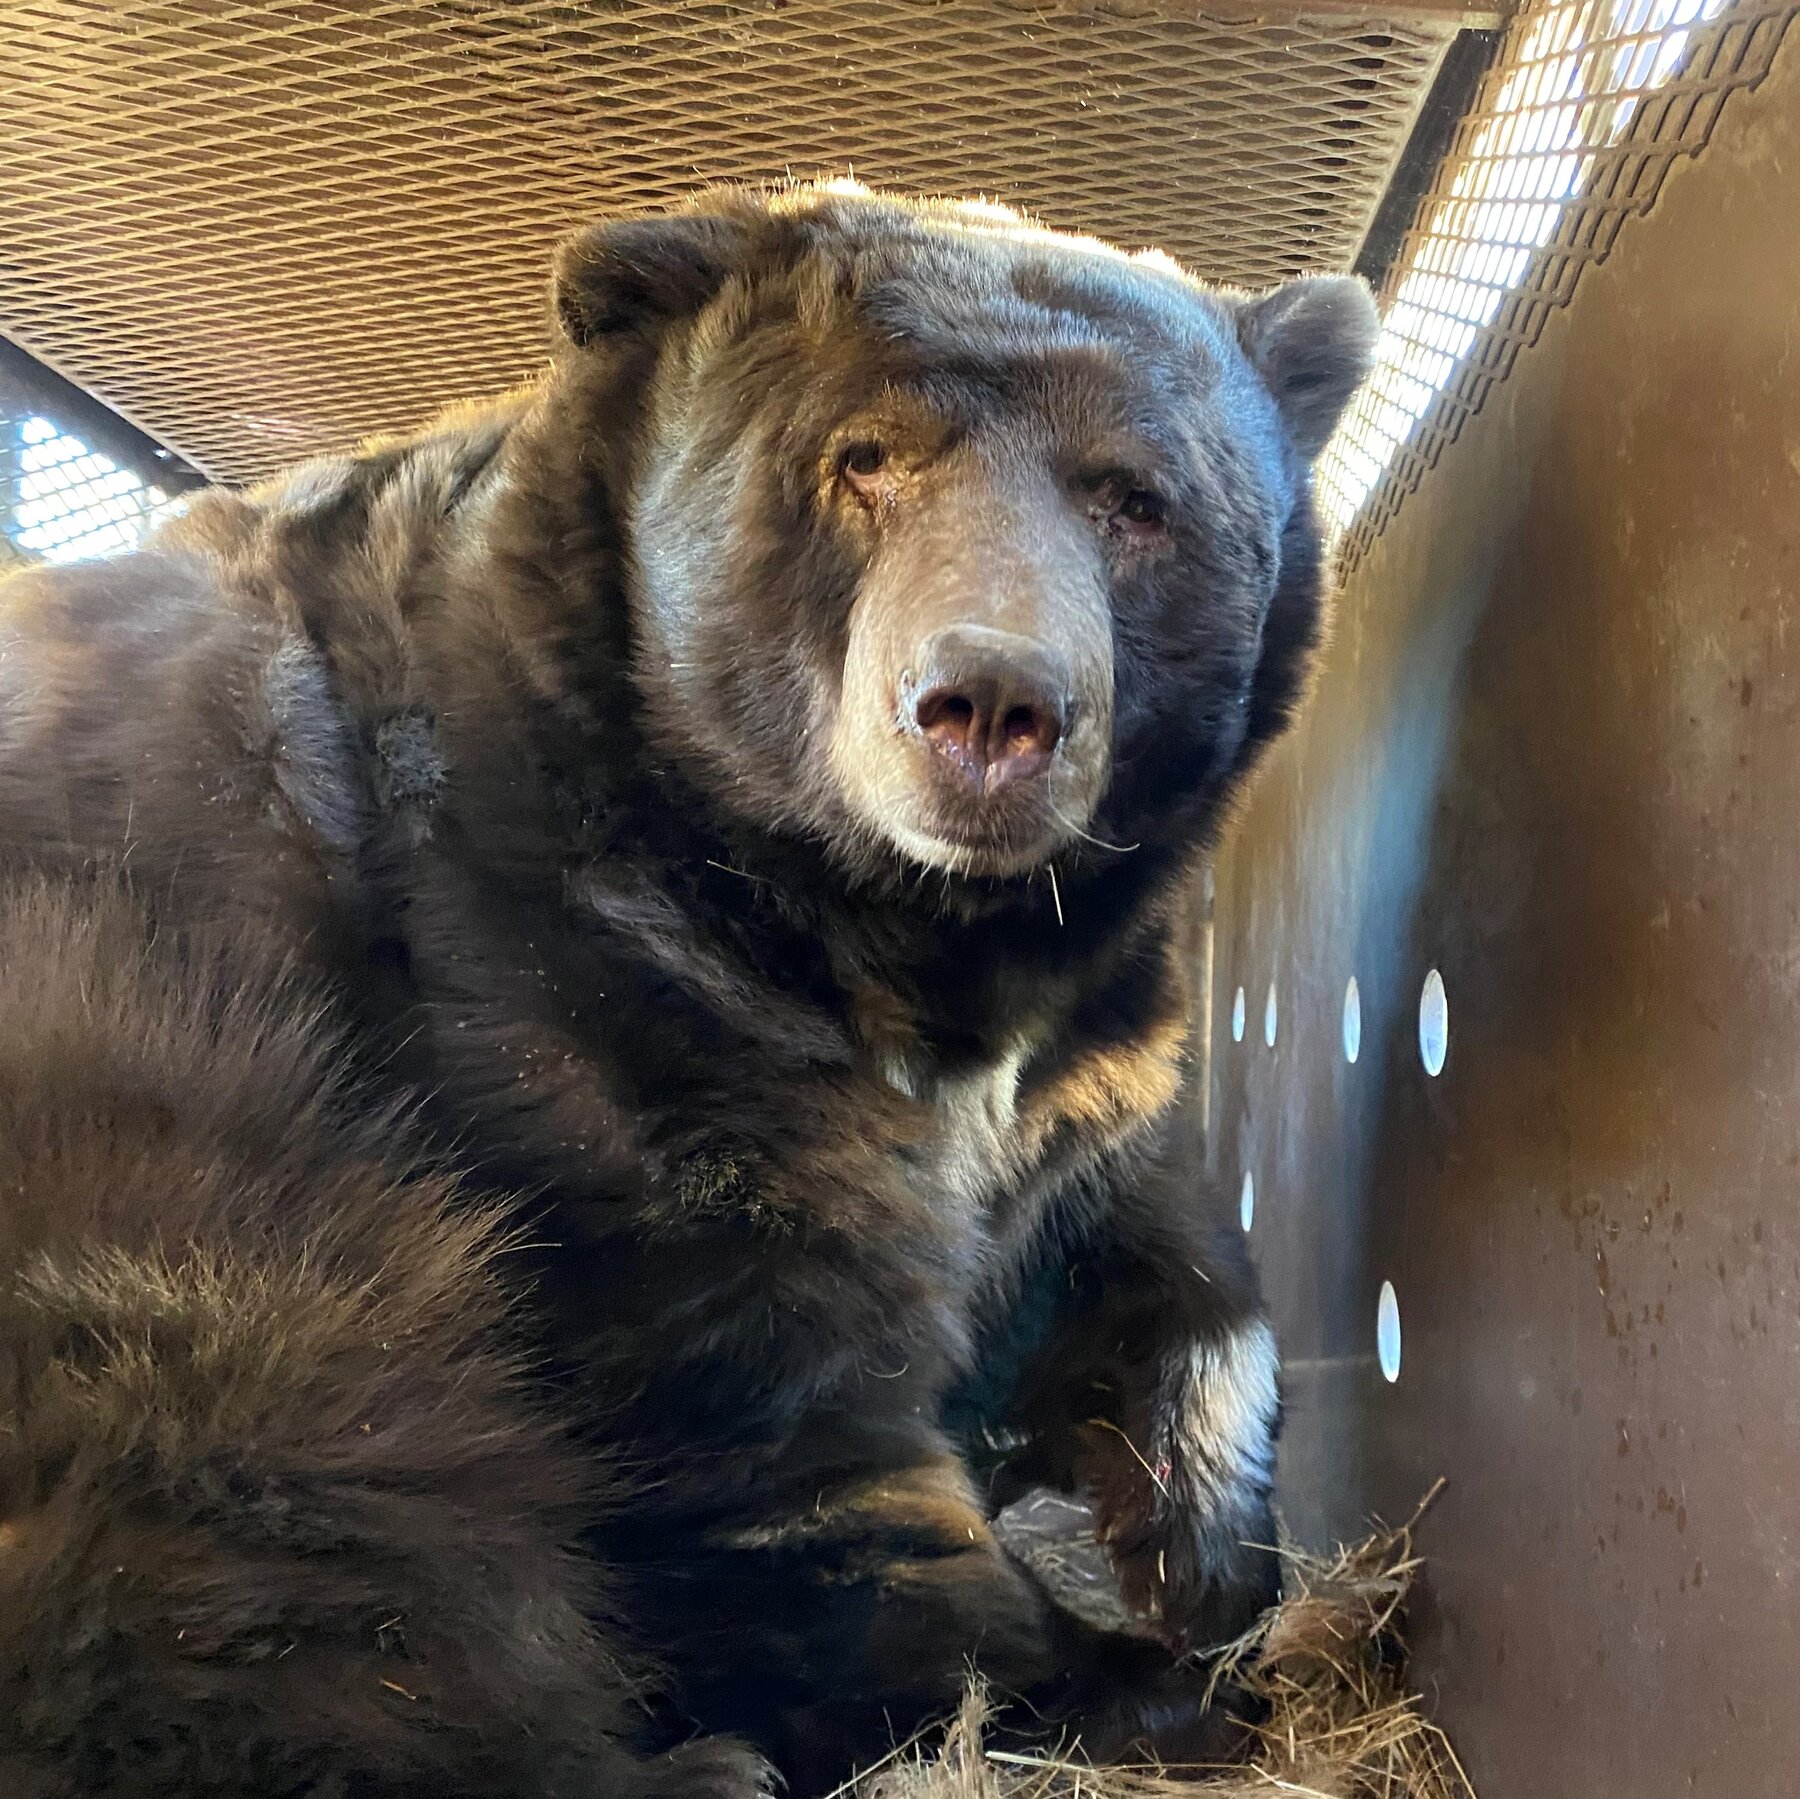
[1211,23,1800,1793]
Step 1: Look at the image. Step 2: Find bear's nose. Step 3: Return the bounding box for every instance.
[909,625,1071,794]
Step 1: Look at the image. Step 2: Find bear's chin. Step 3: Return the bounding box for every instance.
[830,726,1105,884]
[876,814,1072,882]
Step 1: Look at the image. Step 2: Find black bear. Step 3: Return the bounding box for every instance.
[0,183,1376,1796]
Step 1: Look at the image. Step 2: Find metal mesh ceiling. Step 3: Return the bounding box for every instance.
[2,1,1456,486]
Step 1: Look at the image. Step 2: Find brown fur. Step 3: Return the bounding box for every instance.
[0,184,1377,1793]
[0,877,765,1799]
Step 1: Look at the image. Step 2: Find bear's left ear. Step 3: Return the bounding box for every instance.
[552,210,759,347]
[1235,275,1380,461]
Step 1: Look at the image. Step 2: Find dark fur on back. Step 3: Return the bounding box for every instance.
[0,878,764,1798]
[0,185,1375,1793]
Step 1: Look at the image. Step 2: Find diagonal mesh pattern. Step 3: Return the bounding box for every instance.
[0,368,185,569]
[2,1,1456,494]
[1318,0,1799,561]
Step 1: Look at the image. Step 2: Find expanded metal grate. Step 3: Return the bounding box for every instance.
[1,1,1460,498]
[0,366,184,569]
[1318,0,1800,560]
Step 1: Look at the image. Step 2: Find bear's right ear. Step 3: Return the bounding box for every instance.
[552,212,755,347]
[1234,275,1380,462]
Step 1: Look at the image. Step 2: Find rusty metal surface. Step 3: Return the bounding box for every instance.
[1208,20,1800,1795]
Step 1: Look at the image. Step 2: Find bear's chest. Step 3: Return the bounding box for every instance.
[880,1042,1039,1221]
[872,1006,1187,1240]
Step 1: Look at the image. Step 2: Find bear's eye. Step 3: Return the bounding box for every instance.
[839,441,889,482]
[1115,488,1168,532]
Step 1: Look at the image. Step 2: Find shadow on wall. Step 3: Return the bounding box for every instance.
[1205,355,1556,1550]
[1214,38,1800,1783]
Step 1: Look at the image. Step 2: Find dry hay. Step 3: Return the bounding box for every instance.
[850,1485,1473,1799]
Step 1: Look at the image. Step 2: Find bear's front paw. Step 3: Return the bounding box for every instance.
[1087,1319,1282,1652]
[1098,1473,1280,1654]
[649,1736,783,1799]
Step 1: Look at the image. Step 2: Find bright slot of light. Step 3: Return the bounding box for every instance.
[1315,0,1730,534]
[7,417,182,565]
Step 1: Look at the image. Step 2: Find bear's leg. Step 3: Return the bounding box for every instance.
[611,1403,1209,1794]
[1004,1144,1284,1660]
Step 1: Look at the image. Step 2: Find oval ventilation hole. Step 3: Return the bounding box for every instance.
[1377,1280,1402,1383]
[1343,975,1362,1065]
[1231,986,1246,1043]
[1239,1169,1255,1233]
[1263,982,1278,1048]
[1419,968,1449,1078]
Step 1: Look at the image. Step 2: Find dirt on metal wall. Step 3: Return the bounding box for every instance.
[1207,23,1800,1798]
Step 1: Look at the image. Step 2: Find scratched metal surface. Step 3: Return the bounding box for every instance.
[1204,23,1800,1795]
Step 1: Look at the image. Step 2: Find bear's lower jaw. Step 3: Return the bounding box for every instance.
[879,813,1069,882]
[851,752,1101,880]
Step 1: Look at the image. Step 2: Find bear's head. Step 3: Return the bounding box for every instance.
[546,183,1376,891]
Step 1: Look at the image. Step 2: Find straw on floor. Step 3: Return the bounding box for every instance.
[851,1485,1473,1799]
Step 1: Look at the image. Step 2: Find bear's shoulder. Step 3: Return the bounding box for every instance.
[0,397,526,949]
[0,534,359,951]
